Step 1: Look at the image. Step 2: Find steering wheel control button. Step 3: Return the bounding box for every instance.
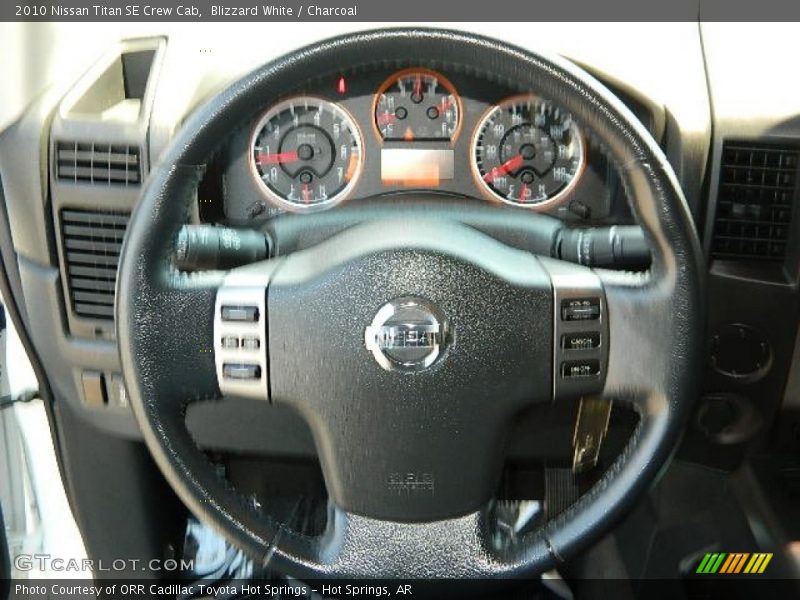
[221,305,259,322]
[364,296,450,372]
[561,298,600,321]
[221,336,240,349]
[540,258,608,401]
[561,360,600,378]
[241,336,261,350]
[215,267,277,401]
[223,364,261,380]
[562,332,601,350]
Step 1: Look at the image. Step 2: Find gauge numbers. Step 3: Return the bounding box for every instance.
[374,69,461,142]
[472,95,584,208]
[251,96,363,212]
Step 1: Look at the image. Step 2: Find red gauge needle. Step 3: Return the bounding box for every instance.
[302,184,312,203]
[256,151,299,165]
[483,154,524,183]
[519,183,529,202]
[440,96,454,112]
[377,112,397,125]
[414,75,423,98]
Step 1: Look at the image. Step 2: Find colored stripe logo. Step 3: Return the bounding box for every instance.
[696,552,773,574]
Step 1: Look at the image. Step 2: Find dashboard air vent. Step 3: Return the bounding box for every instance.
[55,141,141,185]
[711,141,798,262]
[60,209,129,320]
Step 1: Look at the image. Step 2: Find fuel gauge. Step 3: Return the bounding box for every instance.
[374,69,462,142]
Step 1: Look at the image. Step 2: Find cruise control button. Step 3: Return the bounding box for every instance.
[241,337,260,350]
[561,298,600,321]
[562,332,601,350]
[223,364,261,380]
[221,305,259,322]
[221,336,240,349]
[561,360,600,378]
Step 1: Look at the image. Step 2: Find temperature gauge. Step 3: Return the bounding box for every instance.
[374,69,462,142]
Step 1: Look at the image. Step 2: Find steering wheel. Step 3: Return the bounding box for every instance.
[117,29,703,578]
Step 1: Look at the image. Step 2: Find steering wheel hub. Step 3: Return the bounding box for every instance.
[364,296,450,372]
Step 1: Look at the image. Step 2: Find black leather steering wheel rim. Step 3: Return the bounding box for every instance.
[117,28,704,578]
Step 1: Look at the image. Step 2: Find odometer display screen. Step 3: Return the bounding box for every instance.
[380,148,455,186]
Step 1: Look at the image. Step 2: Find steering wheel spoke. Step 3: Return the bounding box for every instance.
[118,267,225,413]
[598,268,683,411]
[305,503,552,578]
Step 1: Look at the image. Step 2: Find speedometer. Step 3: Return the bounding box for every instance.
[250,96,363,212]
[471,95,584,209]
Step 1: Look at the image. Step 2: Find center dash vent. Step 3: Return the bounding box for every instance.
[711,141,798,262]
[55,141,141,185]
[60,209,129,320]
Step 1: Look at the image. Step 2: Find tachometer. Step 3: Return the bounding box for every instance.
[250,96,363,212]
[471,95,584,209]
[374,69,461,142]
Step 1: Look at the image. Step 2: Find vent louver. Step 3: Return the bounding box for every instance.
[60,209,129,320]
[55,141,141,185]
[711,142,798,262]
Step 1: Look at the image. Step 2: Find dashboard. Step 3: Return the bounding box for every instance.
[2,22,797,470]
[1,20,799,586]
[3,21,800,583]
[215,64,629,227]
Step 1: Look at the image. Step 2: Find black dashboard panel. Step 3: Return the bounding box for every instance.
[215,63,632,228]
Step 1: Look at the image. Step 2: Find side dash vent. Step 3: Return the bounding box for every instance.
[711,141,798,262]
[60,209,129,320]
[55,141,141,185]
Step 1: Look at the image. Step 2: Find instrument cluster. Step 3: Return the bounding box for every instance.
[219,65,620,225]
